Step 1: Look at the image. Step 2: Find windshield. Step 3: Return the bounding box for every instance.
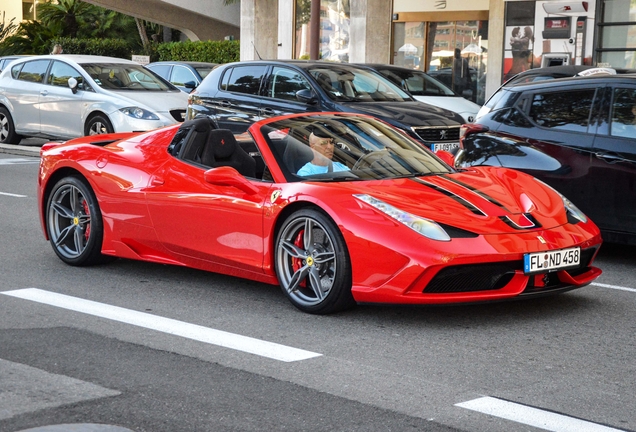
[378,69,456,97]
[308,66,412,102]
[81,63,174,91]
[194,66,214,79]
[261,114,452,182]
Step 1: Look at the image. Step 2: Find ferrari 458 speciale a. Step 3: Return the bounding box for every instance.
[38,112,602,314]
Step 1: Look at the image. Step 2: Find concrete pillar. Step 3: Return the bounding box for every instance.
[349,0,392,64]
[278,0,294,59]
[486,0,505,100]
[241,0,279,61]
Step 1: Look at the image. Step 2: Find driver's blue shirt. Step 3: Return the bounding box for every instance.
[297,162,349,176]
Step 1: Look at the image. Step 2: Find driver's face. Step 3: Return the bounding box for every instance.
[311,137,335,159]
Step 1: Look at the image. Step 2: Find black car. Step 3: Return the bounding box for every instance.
[187,60,465,150]
[455,73,636,245]
[147,61,217,93]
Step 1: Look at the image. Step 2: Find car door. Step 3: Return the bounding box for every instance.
[144,158,271,271]
[494,86,598,214]
[589,85,636,235]
[213,64,269,133]
[5,59,51,134]
[39,60,87,138]
[259,66,322,118]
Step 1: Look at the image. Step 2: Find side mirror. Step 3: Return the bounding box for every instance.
[296,88,317,105]
[435,150,456,167]
[68,77,78,94]
[204,166,259,195]
[184,81,197,89]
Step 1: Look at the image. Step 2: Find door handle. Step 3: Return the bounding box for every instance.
[218,100,231,108]
[40,90,48,96]
[595,152,625,164]
[260,107,275,116]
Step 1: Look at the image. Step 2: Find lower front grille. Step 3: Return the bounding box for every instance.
[424,261,522,293]
[412,126,460,142]
[170,109,187,122]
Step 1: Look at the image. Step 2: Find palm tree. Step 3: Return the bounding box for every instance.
[37,0,92,39]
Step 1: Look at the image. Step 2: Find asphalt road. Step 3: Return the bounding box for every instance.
[1,148,635,432]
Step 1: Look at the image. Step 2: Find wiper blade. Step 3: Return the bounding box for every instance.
[390,171,448,179]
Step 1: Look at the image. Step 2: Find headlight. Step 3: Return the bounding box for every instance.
[119,107,159,120]
[354,194,451,241]
[534,179,587,224]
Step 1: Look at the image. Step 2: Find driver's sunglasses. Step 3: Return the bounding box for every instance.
[316,139,335,147]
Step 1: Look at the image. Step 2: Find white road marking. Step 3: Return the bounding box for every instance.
[456,397,626,432]
[0,191,28,198]
[0,288,322,363]
[0,158,38,165]
[592,282,636,293]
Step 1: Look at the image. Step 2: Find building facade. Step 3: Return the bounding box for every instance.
[3,0,635,101]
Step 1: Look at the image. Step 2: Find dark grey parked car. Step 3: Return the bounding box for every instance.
[147,61,217,93]
[187,60,466,151]
[456,73,636,245]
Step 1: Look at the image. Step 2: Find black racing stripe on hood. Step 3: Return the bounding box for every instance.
[411,178,486,216]
[441,174,511,213]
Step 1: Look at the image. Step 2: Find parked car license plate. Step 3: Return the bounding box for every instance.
[523,247,580,274]
[431,142,459,153]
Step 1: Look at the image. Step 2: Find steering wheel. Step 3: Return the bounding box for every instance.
[352,151,383,171]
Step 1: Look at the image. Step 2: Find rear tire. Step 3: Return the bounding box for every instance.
[85,114,114,136]
[0,106,21,144]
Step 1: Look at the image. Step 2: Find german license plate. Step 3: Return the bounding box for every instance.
[431,142,459,153]
[523,247,580,274]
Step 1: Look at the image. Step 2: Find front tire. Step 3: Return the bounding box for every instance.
[275,208,354,314]
[85,114,114,136]
[0,106,21,144]
[46,176,109,266]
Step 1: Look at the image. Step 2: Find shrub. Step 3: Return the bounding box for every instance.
[155,40,240,63]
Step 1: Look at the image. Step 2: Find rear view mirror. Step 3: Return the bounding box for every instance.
[68,77,78,94]
[435,150,456,167]
[296,89,317,105]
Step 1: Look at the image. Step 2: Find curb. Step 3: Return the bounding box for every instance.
[0,143,41,157]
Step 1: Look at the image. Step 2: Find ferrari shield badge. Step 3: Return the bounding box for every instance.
[270,190,281,203]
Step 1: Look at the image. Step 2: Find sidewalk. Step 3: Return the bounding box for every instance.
[0,140,45,157]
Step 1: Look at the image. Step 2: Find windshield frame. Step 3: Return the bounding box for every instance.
[259,114,453,183]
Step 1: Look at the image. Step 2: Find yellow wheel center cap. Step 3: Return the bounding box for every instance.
[73,217,79,225]
[306,256,314,266]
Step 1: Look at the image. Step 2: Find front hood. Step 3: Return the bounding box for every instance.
[337,101,464,126]
[339,166,570,235]
[413,96,480,122]
[105,90,189,114]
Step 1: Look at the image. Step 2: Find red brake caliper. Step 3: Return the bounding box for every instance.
[292,230,306,288]
[82,199,91,240]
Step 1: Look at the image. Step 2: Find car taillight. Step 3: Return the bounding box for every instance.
[459,123,489,148]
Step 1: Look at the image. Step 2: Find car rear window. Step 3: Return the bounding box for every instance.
[222,65,267,95]
[529,89,596,132]
[16,59,50,83]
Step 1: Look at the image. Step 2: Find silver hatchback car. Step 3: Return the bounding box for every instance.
[0,54,189,144]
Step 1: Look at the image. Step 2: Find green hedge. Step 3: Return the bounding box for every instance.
[51,38,240,64]
[53,37,133,59]
[155,40,240,63]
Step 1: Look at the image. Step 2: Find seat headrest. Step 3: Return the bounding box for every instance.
[209,129,236,159]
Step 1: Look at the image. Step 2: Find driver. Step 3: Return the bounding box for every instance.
[297,129,349,176]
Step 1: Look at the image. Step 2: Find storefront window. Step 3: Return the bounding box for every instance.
[294,0,350,62]
[598,0,636,69]
[393,20,488,105]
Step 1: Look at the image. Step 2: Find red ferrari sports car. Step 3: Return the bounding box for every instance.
[38,112,602,314]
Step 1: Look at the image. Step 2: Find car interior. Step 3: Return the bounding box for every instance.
[170,117,264,179]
